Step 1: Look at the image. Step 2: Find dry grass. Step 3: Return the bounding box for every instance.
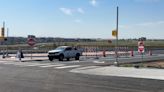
[120,61,164,69]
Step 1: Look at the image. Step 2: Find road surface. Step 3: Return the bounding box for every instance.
[0,60,163,92]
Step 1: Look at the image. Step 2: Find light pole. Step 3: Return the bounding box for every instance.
[2,22,5,58]
[6,28,9,57]
[114,6,119,66]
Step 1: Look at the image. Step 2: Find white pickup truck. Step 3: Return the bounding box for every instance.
[48,46,82,61]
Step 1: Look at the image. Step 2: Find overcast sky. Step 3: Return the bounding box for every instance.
[0,0,164,39]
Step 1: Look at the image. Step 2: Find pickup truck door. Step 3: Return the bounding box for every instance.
[69,47,75,58]
[72,48,77,57]
[64,47,72,58]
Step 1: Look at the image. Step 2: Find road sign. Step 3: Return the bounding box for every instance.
[138,41,144,53]
[28,35,35,39]
[138,46,144,52]
[112,30,117,37]
[27,35,36,46]
[28,38,36,46]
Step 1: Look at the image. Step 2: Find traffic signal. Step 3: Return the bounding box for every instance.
[0,27,5,41]
[4,38,7,41]
[1,27,5,37]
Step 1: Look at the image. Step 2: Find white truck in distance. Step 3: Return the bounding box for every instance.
[48,46,82,61]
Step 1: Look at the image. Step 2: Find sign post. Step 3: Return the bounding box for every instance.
[112,6,119,66]
[27,35,36,59]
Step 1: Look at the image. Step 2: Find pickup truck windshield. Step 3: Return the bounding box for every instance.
[55,47,66,51]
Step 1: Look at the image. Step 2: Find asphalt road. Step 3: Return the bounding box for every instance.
[0,60,164,92]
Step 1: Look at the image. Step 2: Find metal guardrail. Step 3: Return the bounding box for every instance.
[101,54,164,64]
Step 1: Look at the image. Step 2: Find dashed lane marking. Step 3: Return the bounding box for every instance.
[0,62,16,64]
[0,61,82,70]
[55,65,81,69]
[39,64,65,68]
[74,66,101,70]
[20,63,53,67]
[93,61,105,64]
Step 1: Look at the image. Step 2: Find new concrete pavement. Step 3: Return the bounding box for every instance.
[70,66,164,80]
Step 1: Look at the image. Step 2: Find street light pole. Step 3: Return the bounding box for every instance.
[6,28,9,57]
[115,6,119,66]
[2,22,5,58]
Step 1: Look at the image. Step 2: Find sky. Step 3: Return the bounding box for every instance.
[0,0,164,39]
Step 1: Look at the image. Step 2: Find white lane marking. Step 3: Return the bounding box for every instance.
[1,62,41,66]
[53,61,80,64]
[55,65,81,69]
[9,63,26,66]
[20,63,52,66]
[0,61,81,69]
[4,62,36,65]
[93,61,105,63]
[0,61,9,63]
[73,60,80,62]
[74,66,101,70]
[12,63,38,66]
[39,64,65,68]
[0,62,31,66]
[1,62,15,64]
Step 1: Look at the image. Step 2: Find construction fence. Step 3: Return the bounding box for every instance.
[78,46,153,58]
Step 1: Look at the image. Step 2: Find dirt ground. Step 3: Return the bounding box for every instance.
[120,61,164,69]
[142,61,164,68]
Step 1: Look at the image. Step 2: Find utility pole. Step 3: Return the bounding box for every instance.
[2,22,5,58]
[6,28,9,57]
[3,22,5,31]
[114,6,119,66]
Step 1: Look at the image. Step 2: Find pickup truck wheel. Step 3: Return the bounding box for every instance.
[59,55,64,61]
[49,57,54,61]
[75,54,80,60]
